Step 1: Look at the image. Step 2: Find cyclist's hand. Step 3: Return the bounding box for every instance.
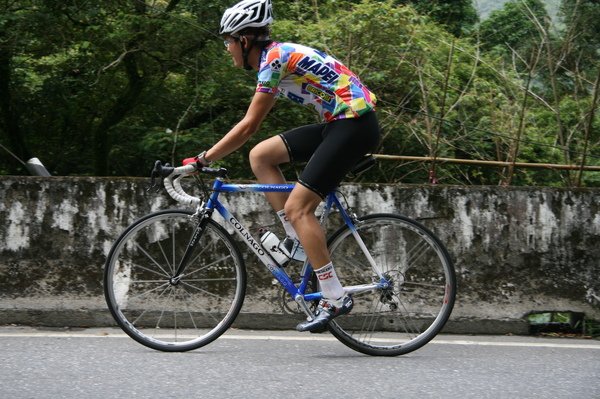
[182,151,211,167]
[182,156,199,166]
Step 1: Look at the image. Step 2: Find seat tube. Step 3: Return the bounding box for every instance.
[332,194,385,279]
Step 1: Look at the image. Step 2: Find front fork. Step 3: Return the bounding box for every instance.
[172,205,212,280]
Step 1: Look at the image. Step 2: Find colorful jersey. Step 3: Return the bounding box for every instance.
[256,42,377,122]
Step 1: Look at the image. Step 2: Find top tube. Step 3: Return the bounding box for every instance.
[212,179,295,193]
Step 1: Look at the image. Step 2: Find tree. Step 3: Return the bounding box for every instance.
[475,0,600,186]
[478,0,549,54]
[0,1,227,175]
[558,0,600,86]
[0,0,36,165]
[400,0,479,37]
[0,0,597,186]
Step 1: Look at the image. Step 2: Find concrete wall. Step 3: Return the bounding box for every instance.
[1,176,599,334]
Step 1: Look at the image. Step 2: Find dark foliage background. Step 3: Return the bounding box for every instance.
[1,0,598,186]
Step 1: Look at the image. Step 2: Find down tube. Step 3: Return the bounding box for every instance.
[212,199,300,297]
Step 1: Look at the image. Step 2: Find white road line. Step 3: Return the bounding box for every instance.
[1,331,599,349]
[429,339,600,350]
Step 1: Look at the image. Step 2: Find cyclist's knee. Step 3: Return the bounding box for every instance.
[249,144,267,170]
[284,188,320,225]
[283,202,308,225]
[249,139,287,172]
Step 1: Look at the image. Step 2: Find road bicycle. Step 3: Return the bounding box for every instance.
[103,158,456,356]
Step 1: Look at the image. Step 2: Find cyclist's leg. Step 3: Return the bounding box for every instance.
[284,184,329,267]
[284,112,380,266]
[291,112,380,331]
[249,123,324,211]
[296,112,381,198]
[248,135,290,210]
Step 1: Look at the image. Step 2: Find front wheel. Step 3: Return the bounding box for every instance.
[104,209,246,352]
[326,213,456,356]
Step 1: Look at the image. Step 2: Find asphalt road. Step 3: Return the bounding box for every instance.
[1,327,599,399]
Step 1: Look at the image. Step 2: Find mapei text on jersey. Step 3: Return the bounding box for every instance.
[296,56,340,84]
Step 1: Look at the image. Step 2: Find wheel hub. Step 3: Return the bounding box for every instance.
[379,272,402,309]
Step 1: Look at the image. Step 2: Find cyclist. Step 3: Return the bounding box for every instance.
[184,0,380,332]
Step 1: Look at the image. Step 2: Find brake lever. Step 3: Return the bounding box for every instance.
[148,160,169,193]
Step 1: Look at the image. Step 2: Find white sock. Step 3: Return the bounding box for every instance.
[277,209,299,240]
[315,262,345,301]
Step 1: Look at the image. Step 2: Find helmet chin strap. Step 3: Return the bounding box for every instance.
[242,40,253,71]
[240,35,272,71]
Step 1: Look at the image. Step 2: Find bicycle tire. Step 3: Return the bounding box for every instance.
[326,213,456,356]
[104,209,246,352]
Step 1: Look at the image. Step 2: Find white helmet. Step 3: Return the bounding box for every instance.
[219,0,273,36]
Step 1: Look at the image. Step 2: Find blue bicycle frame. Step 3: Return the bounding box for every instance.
[200,178,387,315]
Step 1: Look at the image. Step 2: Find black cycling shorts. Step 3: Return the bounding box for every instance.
[279,111,380,198]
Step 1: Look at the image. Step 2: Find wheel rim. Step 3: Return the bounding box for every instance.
[327,215,455,354]
[105,211,245,350]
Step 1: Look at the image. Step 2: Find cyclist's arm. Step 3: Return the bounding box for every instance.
[204,92,276,162]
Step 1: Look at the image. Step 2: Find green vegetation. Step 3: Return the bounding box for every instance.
[476,0,561,21]
[528,311,600,338]
[1,0,598,186]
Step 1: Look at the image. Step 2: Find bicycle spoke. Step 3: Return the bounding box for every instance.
[171,220,177,274]
[126,281,171,304]
[132,242,172,278]
[105,210,246,351]
[179,286,228,326]
[183,254,233,279]
[342,255,369,272]
[181,280,235,301]
[131,283,172,325]
[402,281,447,290]
[123,260,170,280]
[128,279,171,284]
[405,239,432,272]
[393,293,423,338]
[181,238,214,274]
[178,288,201,330]
[326,214,455,356]
[156,239,173,275]
[358,296,383,343]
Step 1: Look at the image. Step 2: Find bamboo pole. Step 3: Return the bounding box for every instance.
[373,154,600,171]
[577,67,600,185]
[430,39,455,184]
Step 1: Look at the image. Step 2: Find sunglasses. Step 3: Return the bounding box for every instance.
[223,37,239,48]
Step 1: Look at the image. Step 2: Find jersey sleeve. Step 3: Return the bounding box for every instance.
[256,46,286,94]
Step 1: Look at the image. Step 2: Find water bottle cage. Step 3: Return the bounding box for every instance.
[278,238,307,263]
[260,231,307,266]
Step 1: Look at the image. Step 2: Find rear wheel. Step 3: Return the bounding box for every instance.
[326,213,456,356]
[104,209,246,352]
